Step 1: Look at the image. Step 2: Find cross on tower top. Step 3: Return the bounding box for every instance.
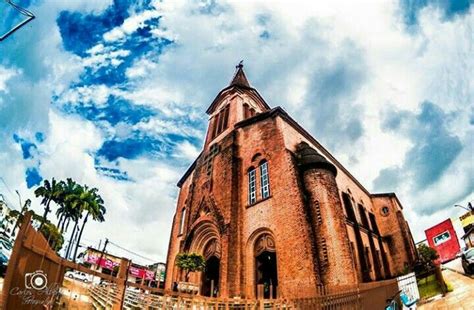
[230,60,250,87]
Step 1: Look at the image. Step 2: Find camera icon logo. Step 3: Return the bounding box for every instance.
[25,270,48,290]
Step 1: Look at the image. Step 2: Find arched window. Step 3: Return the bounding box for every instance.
[259,161,270,199]
[179,208,187,235]
[211,105,230,139]
[243,103,250,119]
[248,167,257,205]
[342,192,356,222]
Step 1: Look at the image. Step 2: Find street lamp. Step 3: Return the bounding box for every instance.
[15,190,22,210]
[454,201,474,213]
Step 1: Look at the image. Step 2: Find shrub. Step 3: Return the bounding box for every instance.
[176,252,206,282]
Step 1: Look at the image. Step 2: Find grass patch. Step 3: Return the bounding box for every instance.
[446,281,453,292]
[417,275,443,299]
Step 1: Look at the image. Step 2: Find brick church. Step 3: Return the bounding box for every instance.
[165,64,417,299]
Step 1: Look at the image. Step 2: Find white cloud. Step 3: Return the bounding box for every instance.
[1,0,472,260]
[126,58,158,79]
[147,0,473,244]
[83,48,131,70]
[103,8,161,42]
[0,66,19,93]
[174,140,201,161]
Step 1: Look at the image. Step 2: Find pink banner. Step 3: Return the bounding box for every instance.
[129,266,141,276]
[86,254,120,269]
[86,254,155,280]
[129,266,155,280]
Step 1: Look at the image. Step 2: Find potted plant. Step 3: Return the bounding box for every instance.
[176,252,206,294]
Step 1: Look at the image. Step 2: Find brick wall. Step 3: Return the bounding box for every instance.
[165,82,417,298]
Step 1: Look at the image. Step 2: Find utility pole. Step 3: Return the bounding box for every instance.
[97,238,109,271]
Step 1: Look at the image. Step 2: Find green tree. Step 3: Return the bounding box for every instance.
[34,178,63,229]
[55,178,81,233]
[72,186,106,261]
[11,209,63,252]
[417,243,439,270]
[63,182,86,259]
[176,252,206,282]
[39,221,64,252]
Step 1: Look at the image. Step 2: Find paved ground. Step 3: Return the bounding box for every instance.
[419,268,474,310]
[0,276,93,309]
[56,278,93,309]
[443,258,474,279]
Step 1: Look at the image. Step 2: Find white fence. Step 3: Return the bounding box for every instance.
[397,272,420,301]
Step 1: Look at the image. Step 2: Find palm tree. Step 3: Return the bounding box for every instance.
[62,182,84,259]
[72,186,105,261]
[55,178,80,233]
[34,178,63,229]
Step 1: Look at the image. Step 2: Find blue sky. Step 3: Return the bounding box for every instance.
[0,0,472,262]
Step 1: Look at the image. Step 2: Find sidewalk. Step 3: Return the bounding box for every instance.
[419,269,474,309]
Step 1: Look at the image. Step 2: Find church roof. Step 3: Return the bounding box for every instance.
[205,63,271,115]
[230,62,250,87]
[295,142,337,176]
[178,104,377,198]
[233,107,373,196]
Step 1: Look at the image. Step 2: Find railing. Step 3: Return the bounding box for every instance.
[89,279,399,310]
[89,284,121,309]
[397,272,419,301]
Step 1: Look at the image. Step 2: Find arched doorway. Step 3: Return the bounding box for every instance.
[201,255,220,297]
[200,239,220,297]
[254,234,278,299]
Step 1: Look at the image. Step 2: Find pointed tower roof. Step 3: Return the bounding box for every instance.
[206,62,271,114]
[229,61,251,87]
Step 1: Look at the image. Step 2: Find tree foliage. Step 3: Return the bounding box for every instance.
[417,243,439,272]
[176,252,206,281]
[34,178,64,228]
[32,178,106,260]
[39,221,64,252]
[72,185,106,261]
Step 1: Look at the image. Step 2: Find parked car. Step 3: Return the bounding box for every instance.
[65,270,90,282]
[0,251,9,277]
[461,248,474,275]
[0,236,13,257]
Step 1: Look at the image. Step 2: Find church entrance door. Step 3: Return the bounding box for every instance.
[201,256,220,297]
[255,251,278,298]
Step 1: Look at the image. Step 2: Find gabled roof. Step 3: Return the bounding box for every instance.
[371,192,404,209]
[236,107,373,197]
[178,105,399,201]
[461,226,474,239]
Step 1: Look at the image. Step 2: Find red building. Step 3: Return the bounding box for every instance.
[425,219,460,263]
[165,64,417,298]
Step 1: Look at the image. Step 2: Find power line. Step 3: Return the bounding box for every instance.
[107,240,158,263]
[0,177,19,211]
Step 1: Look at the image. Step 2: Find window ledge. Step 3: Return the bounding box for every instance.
[246,196,272,209]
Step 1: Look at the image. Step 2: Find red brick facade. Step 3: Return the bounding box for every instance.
[165,65,417,298]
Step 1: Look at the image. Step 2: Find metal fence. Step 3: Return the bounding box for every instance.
[397,272,419,301]
[3,215,399,310]
[89,279,399,310]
